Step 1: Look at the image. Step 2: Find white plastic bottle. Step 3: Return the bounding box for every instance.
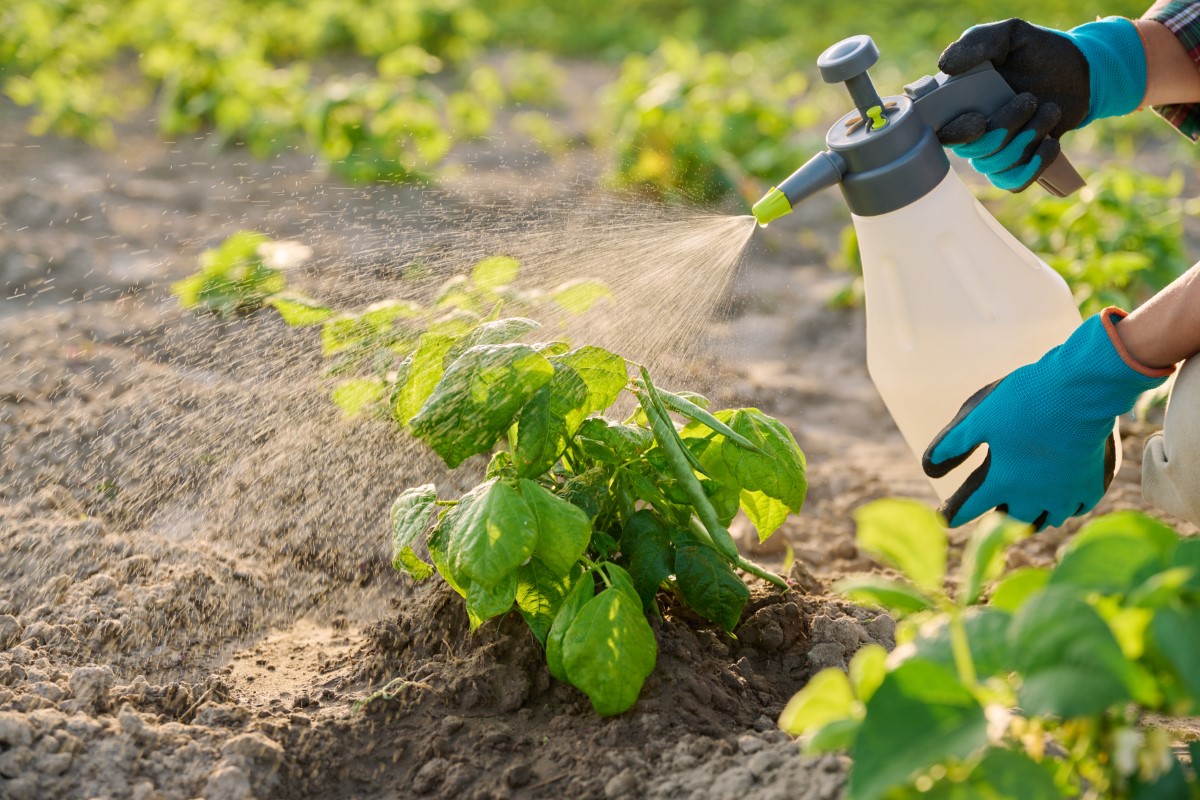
[855,168,1118,500]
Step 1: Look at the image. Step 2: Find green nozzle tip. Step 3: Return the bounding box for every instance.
[752,187,792,227]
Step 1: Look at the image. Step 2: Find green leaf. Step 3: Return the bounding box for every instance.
[854,499,947,593]
[673,541,749,631]
[466,571,518,630]
[321,314,370,356]
[988,568,1050,612]
[411,344,555,468]
[700,409,806,512]
[575,418,653,463]
[1170,538,1200,592]
[444,480,538,590]
[1050,532,1164,594]
[1009,586,1134,717]
[516,560,580,645]
[960,515,1030,605]
[778,667,858,735]
[1150,606,1200,704]
[559,468,612,522]
[836,575,936,617]
[519,479,591,577]
[551,278,612,314]
[390,484,437,580]
[428,511,468,598]
[561,583,658,716]
[740,489,789,541]
[620,511,675,609]
[850,659,988,800]
[1128,567,1195,608]
[359,299,424,328]
[331,377,386,417]
[804,718,861,754]
[393,333,457,425]
[849,644,888,704]
[267,292,333,326]
[906,608,1013,680]
[514,362,590,478]
[1071,511,1180,560]
[965,748,1061,799]
[472,255,520,290]
[451,317,540,360]
[549,346,628,413]
[547,571,595,682]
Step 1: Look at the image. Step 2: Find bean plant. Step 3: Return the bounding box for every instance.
[173,236,806,714]
[782,499,1200,799]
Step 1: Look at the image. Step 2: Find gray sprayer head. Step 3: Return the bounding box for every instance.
[751,35,1085,225]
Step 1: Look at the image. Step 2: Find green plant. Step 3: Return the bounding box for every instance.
[172,231,310,316]
[273,277,807,714]
[381,334,806,715]
[601,38,825,203]
[780,499,1200,799]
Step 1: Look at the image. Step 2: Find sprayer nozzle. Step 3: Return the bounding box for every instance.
[751,187,792,227]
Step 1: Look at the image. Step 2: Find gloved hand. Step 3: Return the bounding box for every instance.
[923,308,1171,530]
[937,17,1148,191]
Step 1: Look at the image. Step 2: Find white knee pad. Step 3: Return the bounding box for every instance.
[1143,357,1200,527]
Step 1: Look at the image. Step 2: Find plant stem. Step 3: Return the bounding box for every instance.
[640,393,738,561]
[948,609,978,690]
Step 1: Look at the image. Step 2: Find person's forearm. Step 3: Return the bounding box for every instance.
[1114,263,1200,368]
[1137,11,1200,106]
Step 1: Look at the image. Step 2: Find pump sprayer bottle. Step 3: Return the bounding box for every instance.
[753,35,1120,501]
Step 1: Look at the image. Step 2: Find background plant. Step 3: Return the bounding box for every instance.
[780,500,1200,799]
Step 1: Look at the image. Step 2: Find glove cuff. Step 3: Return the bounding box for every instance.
[1067,17,1148,125]
[1100,306,1177,378]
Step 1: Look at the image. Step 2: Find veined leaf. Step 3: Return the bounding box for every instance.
[550,346,627,413]
[390,484,437,580]
[466,571,517,630]
[547,571,596,682]
[620,511,675,609]
[519,479,591,577]
[410,343,554,468]
[561,581,657,716]
[674,539,749,631]
[740,489,789,541]
[517,560,581,646]
[393,332,457,425]
[443,480,537,590]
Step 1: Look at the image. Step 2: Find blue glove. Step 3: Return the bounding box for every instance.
[923,308,1171,529]
[937,17,1148,191]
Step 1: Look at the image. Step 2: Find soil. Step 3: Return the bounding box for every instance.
[0,67,1191,800]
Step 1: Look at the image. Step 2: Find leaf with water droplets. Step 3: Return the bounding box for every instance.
[472,256,520,290]
[390,484,437,580]
[411,343,554,468]
[393,332,457,426]
[551,279,612,314]
[331,377,386,417]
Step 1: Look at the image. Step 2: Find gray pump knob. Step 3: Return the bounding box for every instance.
[817,35,880,84]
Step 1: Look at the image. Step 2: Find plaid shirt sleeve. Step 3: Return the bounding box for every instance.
[1148,1,1200,140]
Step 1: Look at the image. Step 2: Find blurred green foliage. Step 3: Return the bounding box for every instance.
[0,0,1151,190]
